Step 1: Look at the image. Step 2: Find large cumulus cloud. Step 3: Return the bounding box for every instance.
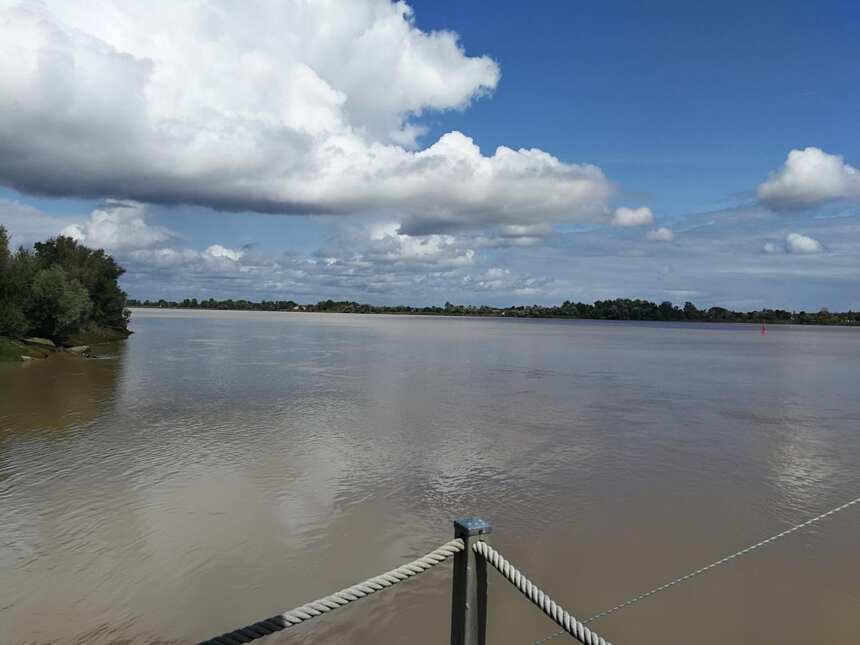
[758,147,860,210]
[0,0,617,233]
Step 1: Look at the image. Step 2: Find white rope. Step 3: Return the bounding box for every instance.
[534,494,860,643]
[200,538,464,644]
[473,541,612,645]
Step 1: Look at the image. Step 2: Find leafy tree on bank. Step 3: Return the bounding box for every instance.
[0,226,8,273]
[0,226,130,342]
[0,228,32,337]
[29,265,92,339]
[33,236,129,329]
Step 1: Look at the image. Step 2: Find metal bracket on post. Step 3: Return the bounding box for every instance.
[450,517,493,645]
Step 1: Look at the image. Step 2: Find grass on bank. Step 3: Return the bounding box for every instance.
[0,337,57,361]
[0,337,26,362]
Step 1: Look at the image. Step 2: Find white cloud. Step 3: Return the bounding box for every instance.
[762,241,782,254]
[0,1,616,233]
[611,206,654,227]
[328,224,475,269]
[204,244,243,263]
[762,233,825,255]
[785,232,824,255]
[463,268,552,295]
[758,147,860,210]
[497,223,553,238]
[125,245,246,271]
[62,202,175,251]
[646,227,674,242]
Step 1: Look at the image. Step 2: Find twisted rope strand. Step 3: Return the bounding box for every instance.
[534,494,860,644]
[473,541,612,645]
[199,538,464,645]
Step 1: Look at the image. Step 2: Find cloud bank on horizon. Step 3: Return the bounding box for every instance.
[49,200,555,301]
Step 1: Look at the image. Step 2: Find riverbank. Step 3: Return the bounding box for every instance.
[0,326,131,362]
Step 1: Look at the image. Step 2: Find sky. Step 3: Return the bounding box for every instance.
[0,0,858,310]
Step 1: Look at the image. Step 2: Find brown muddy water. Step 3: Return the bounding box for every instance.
[1,309,859,644]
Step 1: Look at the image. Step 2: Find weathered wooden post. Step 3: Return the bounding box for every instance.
[450,517,492,645]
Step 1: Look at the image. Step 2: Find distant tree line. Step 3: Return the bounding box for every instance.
[127,296,858,326]
[0,226,130,342]
[128,297,302,312]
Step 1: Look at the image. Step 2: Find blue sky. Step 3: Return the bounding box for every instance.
[1,0,858,310]
[413,0,860,216]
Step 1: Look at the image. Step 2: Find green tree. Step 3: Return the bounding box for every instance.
[33,236,129,329]
[658,301,675,320]
[0,227,32,337]
[29,266,93,339]
[0,301,29,337]
[0,225,9,274]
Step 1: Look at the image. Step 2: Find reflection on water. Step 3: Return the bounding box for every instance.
[0,344,124,435]
[1,310,859,644]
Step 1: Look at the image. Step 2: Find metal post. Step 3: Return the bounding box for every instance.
[450,517,492,645]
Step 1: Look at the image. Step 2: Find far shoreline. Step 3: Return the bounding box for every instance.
[128,306,859,328]
[126,297,858,327]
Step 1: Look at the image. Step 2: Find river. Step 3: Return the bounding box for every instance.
[1,309,859,644]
